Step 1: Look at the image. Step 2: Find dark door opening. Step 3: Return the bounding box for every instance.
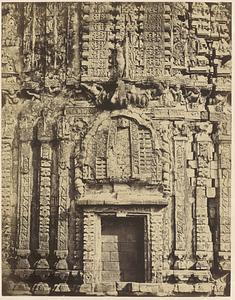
[101,216,144,282]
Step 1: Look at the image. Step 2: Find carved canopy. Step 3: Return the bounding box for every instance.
[78,112,162,185]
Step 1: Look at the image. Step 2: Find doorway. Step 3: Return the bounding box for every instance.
[101,216,144,282]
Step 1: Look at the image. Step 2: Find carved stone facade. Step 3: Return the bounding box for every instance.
[1,2,231,296]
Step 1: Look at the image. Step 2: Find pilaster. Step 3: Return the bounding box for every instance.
[195,123,214,269]
[217,135,231,271]
[34,109,53,281]
[15,120,34,278]
[53,114,71,291]
[173,135,188,269]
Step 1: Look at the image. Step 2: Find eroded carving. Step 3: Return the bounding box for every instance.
[1,2,231,296]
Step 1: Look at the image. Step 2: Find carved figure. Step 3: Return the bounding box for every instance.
[116,43,125,78]
[81,83,109,106]
[170,84,186,105]
[1,2,232,296]
[186,88,205,109]
[126,85,151,107]
[110,81,151,108]
[2,89,19,105]
[160,82,174,107]
[111,80,127,106]
[45,72,61,94]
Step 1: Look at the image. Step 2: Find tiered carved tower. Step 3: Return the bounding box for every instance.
[2,2,231,296]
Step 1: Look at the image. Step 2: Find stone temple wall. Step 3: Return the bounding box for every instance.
[1,2,231,296]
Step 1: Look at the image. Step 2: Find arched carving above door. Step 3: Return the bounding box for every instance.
[75,110,164,187]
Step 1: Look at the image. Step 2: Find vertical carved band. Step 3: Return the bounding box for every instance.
[218,140,231,270]
[83,211,96,284]
[74,210,83,270]
[150,210,163,282]
[15,116,34,276]
[2,142,13,274]
[17,142,33,252]
[38,142,52,255]
[195,130,213,269]
[174,136,187,268]
[55,140,71,269]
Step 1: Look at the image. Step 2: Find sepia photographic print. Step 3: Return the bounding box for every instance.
[1,1,232,297]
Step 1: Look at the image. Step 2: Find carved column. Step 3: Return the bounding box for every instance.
[150,210,164,282]
[160,125,171,193]
[82,211,97,284]
[2,2,21,280]
[217,136,231,271]
[73,210,83,271]
[173,135,188,269]
[35,109,53,276]
[195,123,213,269]
[2,105,17,278]
[54,115,71,290]
[15,116,34,279]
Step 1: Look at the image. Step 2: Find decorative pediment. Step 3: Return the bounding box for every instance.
[77,111,165,188]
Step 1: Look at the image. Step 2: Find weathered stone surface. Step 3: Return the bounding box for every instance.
[1,1,231,297]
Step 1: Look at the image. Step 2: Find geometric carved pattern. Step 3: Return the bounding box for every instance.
[218,141,231,270]
[195,128,214,269]
[18,142,32,251]
[174,137,187,258]
[1,2,232,296]
[139,127,153,179]
[57,140,71,252]
[150,210,164,282]
[2,142,13,268]
[38,143,52,252]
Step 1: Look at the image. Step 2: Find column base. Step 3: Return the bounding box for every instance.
[77,281,217,296]
[34,250,51,280]
[2,260,12,278]
[195,251,212,270]
[35,249,50,269]
[32,282,51,295]
[3,281,32,296]
[218,251,231,271]
[174,251,187,270]
[54,250,68,270]
[52,282,71,293]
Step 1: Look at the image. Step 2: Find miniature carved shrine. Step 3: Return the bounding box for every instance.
[1,2,231,296]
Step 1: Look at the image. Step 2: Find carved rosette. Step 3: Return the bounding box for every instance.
[195,123,214,269]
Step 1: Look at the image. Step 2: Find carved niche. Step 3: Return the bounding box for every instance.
[77,112,163,186]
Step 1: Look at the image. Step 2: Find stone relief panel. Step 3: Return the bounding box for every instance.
[1,1,231,297]
[75,111,172,197]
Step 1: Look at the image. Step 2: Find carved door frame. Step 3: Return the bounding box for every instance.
[83,208,152,283]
